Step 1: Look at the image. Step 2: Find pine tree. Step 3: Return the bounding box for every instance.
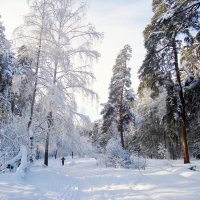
[0,18,16,164]
[138,0,200,163]
[135,88,171,159]
[101,45,135,149]
[0,18,15,124]
[13,45,34,117]
[14,0,49,164]
[182,31,200,159]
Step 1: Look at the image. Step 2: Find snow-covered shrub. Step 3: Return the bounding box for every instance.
[104,137,131,168]
[0,124,23,166]
[95,154,105,167]
[130,154,147,170]
[0,151,4,170]
[157,143,169,159]
[192,139,200,159]
[96,137,147,169]
[16,145,28,178]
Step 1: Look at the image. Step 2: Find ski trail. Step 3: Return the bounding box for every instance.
[58,184,80,200]
[1,158,200,200]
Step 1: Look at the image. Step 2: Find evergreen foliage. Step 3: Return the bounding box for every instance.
[138,0,200,163]
[101,44,135,149]
[0,19,15,124]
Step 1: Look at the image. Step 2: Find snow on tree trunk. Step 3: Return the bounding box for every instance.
[16,145,28,178]
[5,149,21,167]
[5,145,28,177]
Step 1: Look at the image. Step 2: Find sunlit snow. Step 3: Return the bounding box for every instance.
[1,157,200,200]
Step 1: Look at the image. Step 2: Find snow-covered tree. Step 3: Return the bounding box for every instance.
[158,143,168,159]
[40,0,101,166]
[138,0,200,164]
[14,0,50,164]
[12,45,34,117]
[101,45,135,149]
[13,0,102,166]
[180,31,200,157]
[105,136,130,168]
[0,18,15,124]
[135,88,169,158]
[0,17,16,166]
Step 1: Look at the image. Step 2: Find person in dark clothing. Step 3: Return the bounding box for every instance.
[61,156,65,166]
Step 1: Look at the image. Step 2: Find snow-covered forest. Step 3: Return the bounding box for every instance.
[1,0,200,199]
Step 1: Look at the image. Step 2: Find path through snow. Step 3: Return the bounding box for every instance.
[0,157,200,199]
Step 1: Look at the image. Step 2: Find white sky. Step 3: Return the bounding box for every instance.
[0,0,152,121]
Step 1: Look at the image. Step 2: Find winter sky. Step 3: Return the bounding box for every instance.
[0,0,152,121]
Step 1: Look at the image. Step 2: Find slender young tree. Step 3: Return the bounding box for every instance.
[14,0,49,164]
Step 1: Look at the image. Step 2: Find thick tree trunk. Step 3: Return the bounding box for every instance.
[172,40,190,164]
[181,125,190,163]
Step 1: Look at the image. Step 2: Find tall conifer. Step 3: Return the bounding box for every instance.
[101,45,135,148]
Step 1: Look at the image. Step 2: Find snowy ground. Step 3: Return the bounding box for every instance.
[0,157,200,200]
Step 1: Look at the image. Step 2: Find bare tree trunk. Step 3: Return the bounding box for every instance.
[54,149,57,159]
[43,4,61,164]
[119,85,125,149]
[44,111,52,166]
[27,30,42,164]
[163,131,167,149]
[44,60,58,165]
[44,17,61,165]
[172,39,190,164]
[119,115,125,149]
[27,35,42,129]
[27,0,46,164]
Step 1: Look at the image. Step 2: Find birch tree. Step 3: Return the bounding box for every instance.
[14,0,49,163]
[40,0,102,165]
[14,0,101,166]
